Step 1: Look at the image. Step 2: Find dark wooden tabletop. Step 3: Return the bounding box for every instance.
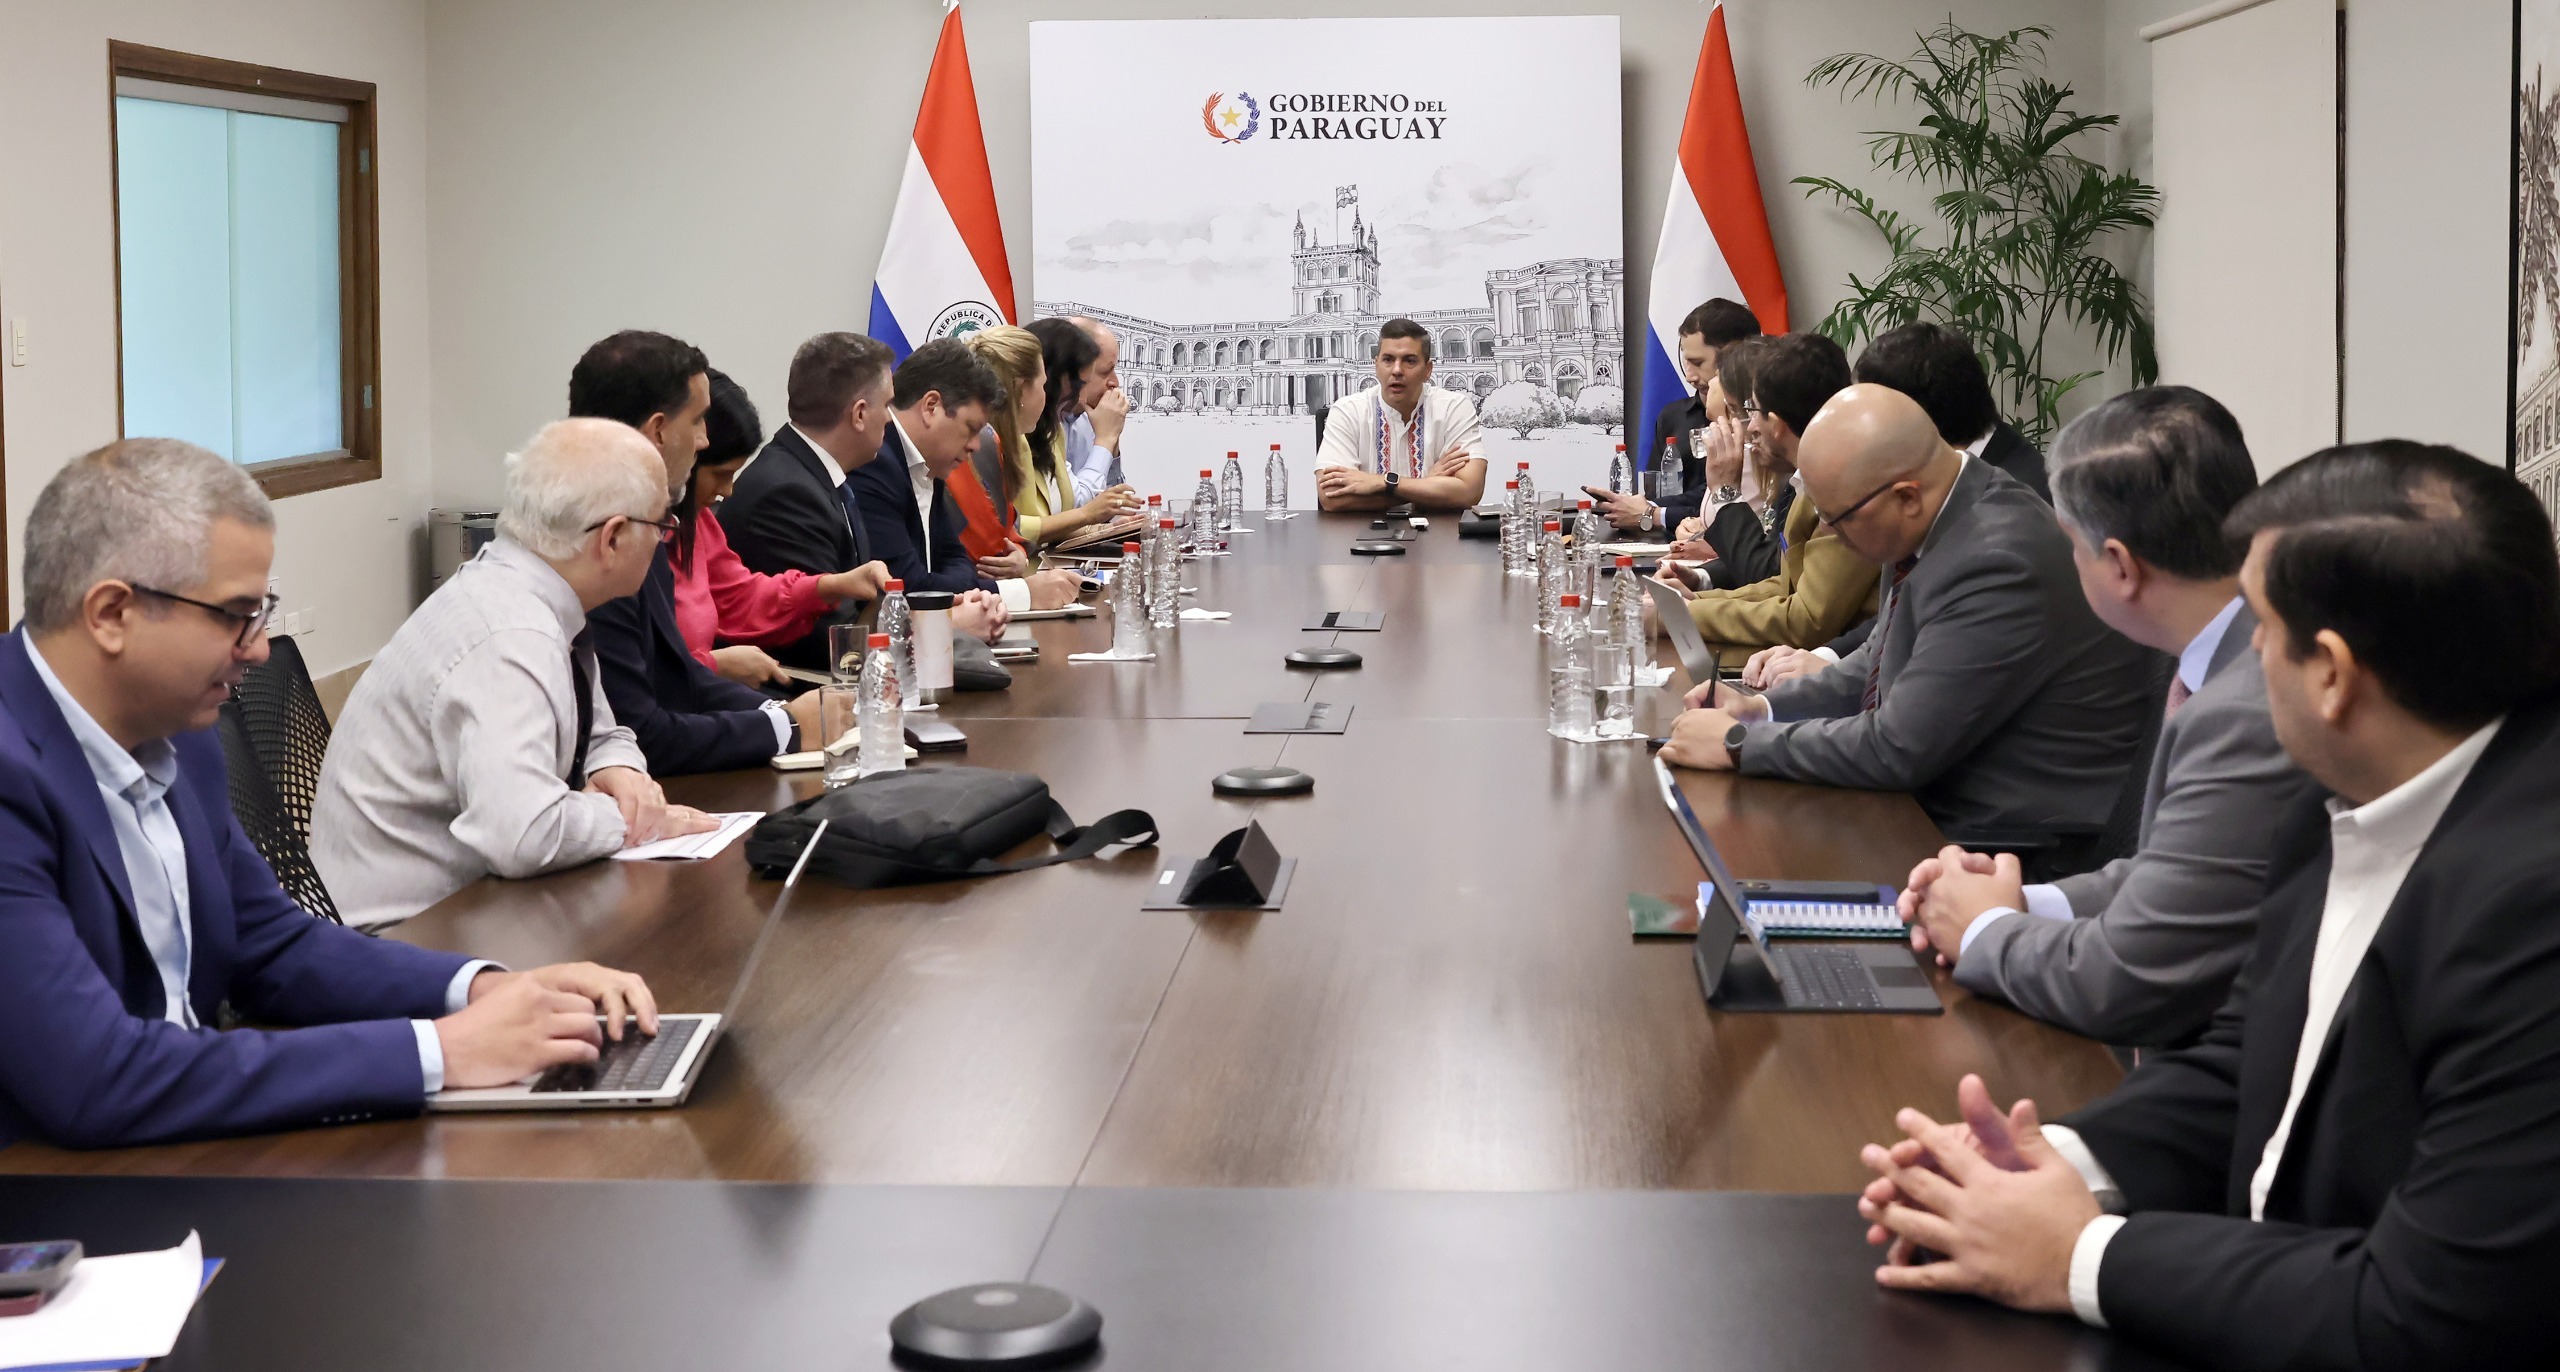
[0,1174,2189,1371]
[0,510,2121,1192]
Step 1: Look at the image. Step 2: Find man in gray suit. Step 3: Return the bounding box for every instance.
[1896,388,2313,1045]
[1662,385,2152,852]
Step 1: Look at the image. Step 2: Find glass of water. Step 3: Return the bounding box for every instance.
[819,684,862,788]
[827,624,866,684]
[1594,642,1635,737]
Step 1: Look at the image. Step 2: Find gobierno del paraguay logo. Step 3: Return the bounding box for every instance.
[1202,91,1261,143]
[1202,89,1448,144]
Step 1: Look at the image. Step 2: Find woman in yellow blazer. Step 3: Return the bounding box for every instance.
[965,326,1133,548]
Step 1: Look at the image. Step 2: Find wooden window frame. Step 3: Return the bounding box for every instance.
[107,41,382,500]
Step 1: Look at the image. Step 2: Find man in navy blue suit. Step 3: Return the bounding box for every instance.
[0,439,653,1149]
[846,339,1080,610]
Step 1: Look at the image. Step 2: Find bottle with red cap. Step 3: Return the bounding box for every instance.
[857,631,903,778]
[1548,593,1594,740]
[1219,450,1244,535]
[1500,479,1527,576]
[1149,516,1180,628]
[1190,469,1221,551]
[878,577,912,697]
[1112,540,1149,656]
[1609,442,1634,495]
[1537,518,1566,636]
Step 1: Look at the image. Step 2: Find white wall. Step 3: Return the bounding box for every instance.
[424,0,2115,510]
[2342,0,2510,461]
[0,0,434,677]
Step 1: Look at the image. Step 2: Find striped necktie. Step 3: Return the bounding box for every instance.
[1861,555,1920,713]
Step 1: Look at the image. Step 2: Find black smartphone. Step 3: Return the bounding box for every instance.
[905,719,969,753]
[0,1240,81,1299]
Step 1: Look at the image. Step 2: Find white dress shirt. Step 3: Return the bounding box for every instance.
[888,415,1031,611]
[1958,596,2249,957]
[311,536,647,929]
[27,632,488,1090]
[1313,383,1484,476]
[2050,716,2505,1326]
[1062,411,1121,506]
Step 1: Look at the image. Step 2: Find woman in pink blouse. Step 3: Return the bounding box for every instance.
[672,371,886,687]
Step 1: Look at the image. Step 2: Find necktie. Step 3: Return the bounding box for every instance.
[566,628,597,791]
[837,480,874,566]
[1862,555,1920,713]
[2164,673,2194,723]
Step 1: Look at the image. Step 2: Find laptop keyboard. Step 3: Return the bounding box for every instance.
[531,1017,699,1094]
[1772,946,1883,1011]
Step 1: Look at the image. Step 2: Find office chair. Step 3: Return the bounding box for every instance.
[217,634,345,924]
[1942,648,2175,884]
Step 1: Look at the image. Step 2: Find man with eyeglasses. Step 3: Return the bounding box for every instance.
[314,419,720,928]
[1661,385,2154,864]
[0,438,662,1149]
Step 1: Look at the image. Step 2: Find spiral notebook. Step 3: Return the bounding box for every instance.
[1707,884,1906,940]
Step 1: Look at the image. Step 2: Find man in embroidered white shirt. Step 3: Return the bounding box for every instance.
[1850,441,2560,1367]
[1313,317,1486,512]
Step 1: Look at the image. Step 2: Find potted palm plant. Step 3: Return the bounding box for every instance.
[1798,21,2158,446]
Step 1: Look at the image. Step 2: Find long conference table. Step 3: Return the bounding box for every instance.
[0,511,2181,1369]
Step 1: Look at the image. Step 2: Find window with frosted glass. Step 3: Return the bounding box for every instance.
[114,85,350,468]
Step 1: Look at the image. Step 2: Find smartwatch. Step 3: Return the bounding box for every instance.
[1723,720,1749,767]
[1383,470,1401,498]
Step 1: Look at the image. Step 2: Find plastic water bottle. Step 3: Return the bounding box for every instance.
[1609,443,1634,495]
[1112,541,1148,654]
[1610,555,1644,650]
[1571,498,1603,605]
[1149,518,1180,629]
[1548,594,1594,741]
[1264,444,1288,519]
[1191,469,1221,549]
[877,578,913,698]
[1657,438,1686,503]
[857,632,903,777]
[1515,461,1536,518]
[1499,479,1524,576]
[1536,519,1564,636]
[1220,451,1245,530]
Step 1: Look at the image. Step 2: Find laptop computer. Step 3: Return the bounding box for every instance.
[1650,758,1939,1015]
[429,820,829,1111]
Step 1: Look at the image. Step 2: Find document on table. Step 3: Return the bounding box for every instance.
[0,1231,215,1372]
[611,811,761,861]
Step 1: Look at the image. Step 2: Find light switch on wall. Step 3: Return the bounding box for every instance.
[9,318,26,367]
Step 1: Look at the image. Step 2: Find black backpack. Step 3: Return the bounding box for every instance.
[744,766,1156,889]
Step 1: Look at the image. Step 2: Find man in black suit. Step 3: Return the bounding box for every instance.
[721,332,1002,668]
[1737,321,2051,687]
[846,340,1080,609]
[568,331,815,775]
[1586,298,1762,537]
[1853,442,2560,1368]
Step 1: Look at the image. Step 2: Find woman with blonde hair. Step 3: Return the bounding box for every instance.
[965,326,1134,569]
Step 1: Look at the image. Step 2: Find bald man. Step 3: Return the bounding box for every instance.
[1662,385,2154,859]
[314,419,718,928]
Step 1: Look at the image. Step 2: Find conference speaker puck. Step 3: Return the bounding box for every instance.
[889,1283,1101,1368]
[1213,765,1315,796]
[1285,647,1363,669]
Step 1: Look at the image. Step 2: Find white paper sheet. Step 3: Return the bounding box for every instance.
[610,811,760,862]
[0,1231,203,1371]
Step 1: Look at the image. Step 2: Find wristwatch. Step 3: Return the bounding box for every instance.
[1723,719,1749,767]
[1637,503,1657,532]
[1713,484,1742,505]
[1383,470,1401,497]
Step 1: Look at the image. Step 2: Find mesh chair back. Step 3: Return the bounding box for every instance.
[219,635,344,923]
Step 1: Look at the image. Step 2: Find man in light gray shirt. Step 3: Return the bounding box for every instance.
[1896,387,2313,1046]
[313,419,714,928]
[1061,315,1128,503]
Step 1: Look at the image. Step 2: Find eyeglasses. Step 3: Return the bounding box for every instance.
[131,586,281,649]
[1810,476,1906,529]
[583,512,680,544]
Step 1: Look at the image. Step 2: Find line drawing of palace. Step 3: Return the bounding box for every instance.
[2518,353,2560,543]
[1035,187,1623,416]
